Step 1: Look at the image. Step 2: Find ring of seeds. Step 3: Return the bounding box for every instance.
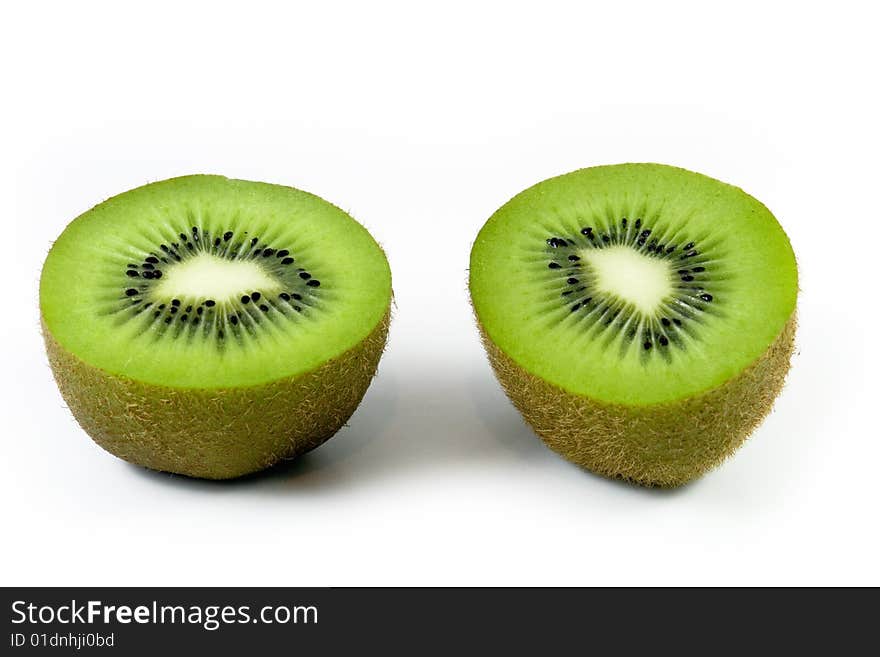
[544,216,718,357]
[116,226,321,346]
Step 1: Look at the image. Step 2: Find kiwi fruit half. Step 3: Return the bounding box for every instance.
[469,163,797,487]
[41,175,392,479]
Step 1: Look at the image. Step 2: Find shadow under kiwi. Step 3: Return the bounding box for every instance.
[127,360,700,498]
[126,362,508,493]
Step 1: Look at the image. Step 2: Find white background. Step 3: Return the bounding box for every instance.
[1,1,877,586]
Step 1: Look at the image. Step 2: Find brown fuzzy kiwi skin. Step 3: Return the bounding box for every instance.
[477,312,796,488]
[42,308,390,480]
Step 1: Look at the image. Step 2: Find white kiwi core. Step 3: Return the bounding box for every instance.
[153,253,281,303]
[581,246,673,314]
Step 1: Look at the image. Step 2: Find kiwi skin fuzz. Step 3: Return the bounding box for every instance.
[477,312,796,488]
[42,308,390,480]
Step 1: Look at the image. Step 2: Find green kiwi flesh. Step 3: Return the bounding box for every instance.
[469,164,797,487]
[41,175,392,479]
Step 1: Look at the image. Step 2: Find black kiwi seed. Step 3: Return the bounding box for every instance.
[307,280,321,287]
[146,256,159,264]
[125,288,138,296]
[230,315,239,325]
[684,242,695,250]
[197,307,203,315]
[126,270,140,277]
[683,250,698,258]
[571,303,581,312]
[251,238,259,245]
[179,233,187,240]
[153,271,162,279]
[692,266,705,272]
[171,299,181,307]
[567,278,578,284]
[643,341,652,350]
[259,304,269,312]
[251,292,261,301]
[562,290,573,296]
[180,315,188,322]
[276,250,289,258]
[682,275,694,281]
[241,295,251,304]
[160,244,170,252]
[700,293,713,302]
[205,299,216,307]
[142,263,155,270]
[142,271,154,280]
[280,293,290,301]
[170,306,178,314]
[293,305,302,312]
[621,218,628,227]
[158,304,166,310]
[635,218,642,229]
[253,249,262,256]
[568,255,580,261]
[659,336,669,346]
[673,318,682,326]
[185,305,193,312]
[165,317,172,324]
[281,257,294,265]
[262,249,275,257]
[292,293,302,301]
[224,231,233,241]
[549,262,561,269]
[666,245,676,253]
[661,318,671,327]
[602,234,610,243]
[299,272,311,280]
[581,227,593,235]
[214,237,221,246]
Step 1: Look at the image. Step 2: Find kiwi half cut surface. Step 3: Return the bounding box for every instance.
[41,175,392,479]
[470,163,797,487]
